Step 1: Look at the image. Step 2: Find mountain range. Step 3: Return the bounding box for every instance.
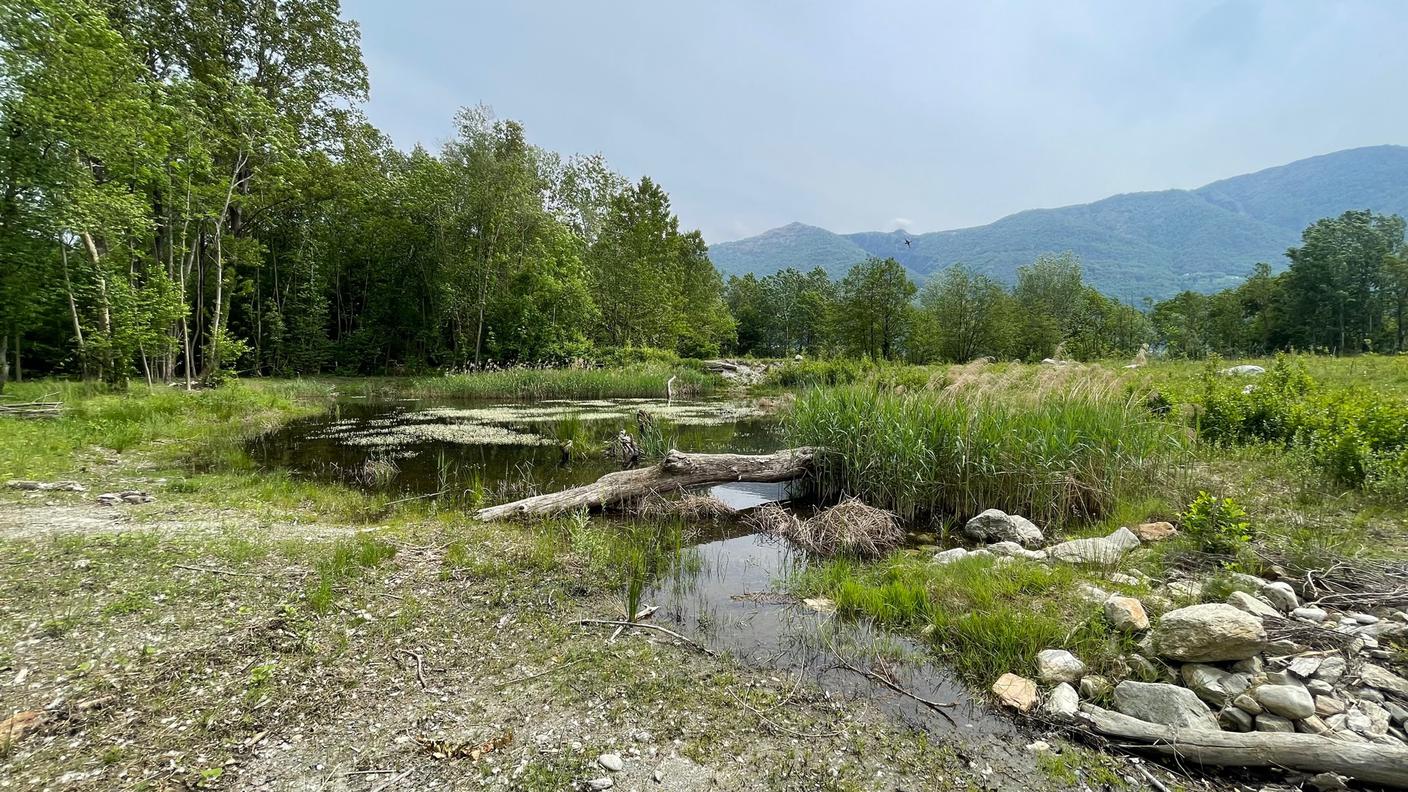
[706,145,1408,301]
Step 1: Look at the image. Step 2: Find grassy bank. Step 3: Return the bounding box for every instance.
[787,370,1185,529]
[342,363,719,401]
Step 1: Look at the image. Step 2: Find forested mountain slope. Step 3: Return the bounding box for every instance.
[709,145,1408,300]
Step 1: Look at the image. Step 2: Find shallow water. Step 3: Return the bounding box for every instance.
[255,396,1006,736]
[648,524,1009,736]
[252,396,782,499]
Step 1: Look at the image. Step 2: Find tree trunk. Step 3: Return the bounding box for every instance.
[474,447,817,522]
[0,333,8,393]
[1077,704,1408,788]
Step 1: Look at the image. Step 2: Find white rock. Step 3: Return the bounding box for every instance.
[585,778,614,790]
[1035,649,1086,684]
[597,753,624,772]
[1358,663,1408,697]
[932,548,968,565]
[985,541,1047,560]
[1314,656,1347,683]
[1259,581,1299,612]
[1047,527,1141,565]
[1181,663,1247,706]
[1292,607,1328,623]
[1042,683,1079,721]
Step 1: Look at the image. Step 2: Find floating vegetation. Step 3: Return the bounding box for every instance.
[338,423,554,448]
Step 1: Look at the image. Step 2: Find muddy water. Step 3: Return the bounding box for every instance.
[254,397,1008,736]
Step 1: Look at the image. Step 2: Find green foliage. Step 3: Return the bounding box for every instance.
[787,377,1182,527]
[1195,354,1408,490]
[796,553,1123,685]
[836,257,916,360]
[1179,492,1252,556]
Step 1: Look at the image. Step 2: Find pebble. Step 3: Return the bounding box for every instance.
[585,778,614,790]
[598,753,624,772]
[1351,613,1379,625]
[1292,607,1328,623]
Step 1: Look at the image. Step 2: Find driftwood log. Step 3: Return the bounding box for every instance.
[1077,704,1408,788]
[474,447,816,522]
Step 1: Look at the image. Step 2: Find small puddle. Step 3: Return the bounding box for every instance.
[254,397,1009,737]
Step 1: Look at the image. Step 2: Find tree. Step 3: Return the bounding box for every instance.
[837,257,915,359]
[1284,210,1404,353]
[913,263,1010,362]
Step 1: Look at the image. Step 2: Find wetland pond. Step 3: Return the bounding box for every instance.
[253,396,1009,736]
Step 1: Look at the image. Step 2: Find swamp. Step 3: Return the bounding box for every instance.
[2,355,1407,791]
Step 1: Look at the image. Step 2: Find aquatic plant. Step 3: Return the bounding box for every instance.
[372,365,717,401]
[787,381,1183,528]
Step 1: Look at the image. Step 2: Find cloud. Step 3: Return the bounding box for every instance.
[889,218,914,231]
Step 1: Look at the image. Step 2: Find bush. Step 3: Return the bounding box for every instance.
[1178,491,1251,557]
[1196,354,1408,490]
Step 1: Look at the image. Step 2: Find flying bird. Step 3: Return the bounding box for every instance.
[903,238,912,248]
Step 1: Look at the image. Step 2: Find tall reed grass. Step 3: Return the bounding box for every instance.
[356,364,716,401]
[787,373,1184,528]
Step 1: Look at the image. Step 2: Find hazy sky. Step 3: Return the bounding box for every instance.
[343,0,1408,243]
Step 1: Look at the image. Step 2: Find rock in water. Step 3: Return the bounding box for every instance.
[962,509,1043,548]
[1113,681,1219,730]
[1152,604,1266,662]
[992,673,1038,712]
[1253,684,1315,720]
[1104,596,1149,632]
[1035,649,1086,684]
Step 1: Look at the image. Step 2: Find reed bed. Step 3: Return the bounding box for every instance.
[750,498,903,559]
[358,364,716,401]
[787,376,1184,529]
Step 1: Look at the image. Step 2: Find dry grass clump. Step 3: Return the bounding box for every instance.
[752,498,903,559]
[638,492,736,521]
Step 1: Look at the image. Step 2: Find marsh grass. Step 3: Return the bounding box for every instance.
[305,532,398,613]
[788,375,1184,530]
[349,364,716,401]
[794,553,1130,685]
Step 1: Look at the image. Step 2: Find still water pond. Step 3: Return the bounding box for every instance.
[254,396,1006,735]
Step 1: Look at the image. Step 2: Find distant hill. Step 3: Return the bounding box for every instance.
[708,145,1408,300]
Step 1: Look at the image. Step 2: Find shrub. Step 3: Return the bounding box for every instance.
[1178,491,1251,556]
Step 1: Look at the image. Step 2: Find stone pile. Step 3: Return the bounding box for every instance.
[948,509,1408,755]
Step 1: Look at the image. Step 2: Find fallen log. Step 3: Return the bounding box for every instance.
[473,447,816,522]
[1077,704,1408,788]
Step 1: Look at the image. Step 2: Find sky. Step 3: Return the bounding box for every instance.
[342,0,1408,244]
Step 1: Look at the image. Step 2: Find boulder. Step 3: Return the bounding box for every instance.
[1152,604,1266,662]
[1035,649,1086,684]
[1316,696,1347,717]
[1112,681,1219,730]
[1104,596,1149,633]
[1346,701,1392,737]
[1259,581,1299,612]
[1292,607,1328,623]
[985,541,1047,560]
[1181,663,1248,706]
[1232,693,1262,714]
[932,548,969,565]
[1314,656,1347,683]
[1042,683,1079,721]
[1132,521,1177,542]
[1220,365,1266,376]
[1358,663,1408,697]
[1226,591,1279,619]
[1253,684,1315,720]
[993,673,1037,712]
[1047,527,1141,565]
[963,509,1043,548]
